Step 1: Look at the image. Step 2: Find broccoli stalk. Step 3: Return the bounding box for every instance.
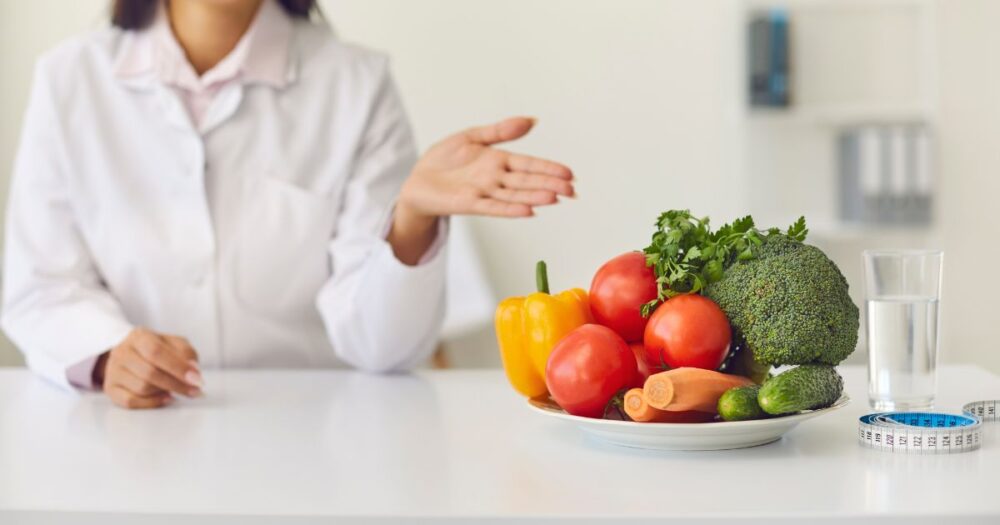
[720,331,772,384]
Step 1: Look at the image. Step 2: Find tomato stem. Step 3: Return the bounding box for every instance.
[604,389,629,420]
[536,260,550,294]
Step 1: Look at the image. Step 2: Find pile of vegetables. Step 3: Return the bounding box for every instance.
[495,210,858,422]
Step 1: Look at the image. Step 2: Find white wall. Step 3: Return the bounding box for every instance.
[0,0,998,374]
[935,0,1000,372]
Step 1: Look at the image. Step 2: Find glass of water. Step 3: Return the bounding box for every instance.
[863,250,943,411]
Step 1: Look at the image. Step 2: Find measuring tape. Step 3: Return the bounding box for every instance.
[858,400,997,454]
[962,400,998,422]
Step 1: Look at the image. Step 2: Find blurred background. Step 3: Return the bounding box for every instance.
[1,0,998,372]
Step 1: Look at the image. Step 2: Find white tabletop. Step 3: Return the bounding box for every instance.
[1,364,998,524]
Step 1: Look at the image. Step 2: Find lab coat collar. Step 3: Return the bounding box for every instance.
[112,31,157,90]
[243,0,297,87]
[112,0,297,90]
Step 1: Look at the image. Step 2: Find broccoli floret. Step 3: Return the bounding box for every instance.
[704,235,859,366]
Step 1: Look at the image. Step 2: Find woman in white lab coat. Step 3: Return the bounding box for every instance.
[1,0,574,408]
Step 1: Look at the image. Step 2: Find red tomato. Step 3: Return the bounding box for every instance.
[642,294,731,370]
[629,343,654,387]
[545,324,638,418]
[589,252,659,342]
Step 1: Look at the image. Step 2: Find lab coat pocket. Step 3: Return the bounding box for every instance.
[235,175,337,317]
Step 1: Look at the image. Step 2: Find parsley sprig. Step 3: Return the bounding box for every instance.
[640,210,807,316]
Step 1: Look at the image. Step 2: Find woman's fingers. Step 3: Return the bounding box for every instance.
[162,335,203,387]
[163,335,199,364]
[131,331,201,389]
[102,328,204,409]
[121,347,201,398]
[489,187,558,206]
[478,169,575,209]
[403,117,574,221]
[106,385,173,410]
[506,153,573,179]
[471,199,533,217]
[113,366,165,397]
[501,171,575,196]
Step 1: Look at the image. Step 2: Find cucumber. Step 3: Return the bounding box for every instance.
[757,364,843,415]
[718,385,767,421]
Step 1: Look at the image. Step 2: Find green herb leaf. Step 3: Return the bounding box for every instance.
[639,211,809,311]
[786,216,809,241]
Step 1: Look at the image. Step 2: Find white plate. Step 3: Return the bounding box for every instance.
[528,395,850,451]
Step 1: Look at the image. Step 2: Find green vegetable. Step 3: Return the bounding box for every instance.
[640,210,806,316]
[718,385,767,421]
[757,365,843,415]
[704,235,859,366]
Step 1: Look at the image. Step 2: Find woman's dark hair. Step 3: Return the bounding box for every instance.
[112,0,318,29]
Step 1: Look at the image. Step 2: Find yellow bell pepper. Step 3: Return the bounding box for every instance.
[495,261,593,397]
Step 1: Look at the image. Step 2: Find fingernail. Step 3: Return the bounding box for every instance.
[185,370,203,388]
[162,396,175,406]
[525,116,537,125]
[189,388,203,398]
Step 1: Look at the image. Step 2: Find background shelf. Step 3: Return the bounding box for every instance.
[737,0,938,236]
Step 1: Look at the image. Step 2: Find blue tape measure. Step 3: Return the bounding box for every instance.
[858,400,997,454]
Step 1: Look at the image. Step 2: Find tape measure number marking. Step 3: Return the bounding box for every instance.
[858,412,983,454]
[963,401,998,422]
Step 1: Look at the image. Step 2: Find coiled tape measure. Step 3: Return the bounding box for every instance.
[858,400,997,454]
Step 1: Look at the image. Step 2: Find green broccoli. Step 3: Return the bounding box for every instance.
[704,235,859,366]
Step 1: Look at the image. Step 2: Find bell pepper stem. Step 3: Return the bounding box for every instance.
[536,261,550,294]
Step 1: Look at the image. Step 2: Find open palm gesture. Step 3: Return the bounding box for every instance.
[399,117,575,219]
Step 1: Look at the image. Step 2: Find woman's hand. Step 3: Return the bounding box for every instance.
[100,328,203,409]
[389,117,575,264]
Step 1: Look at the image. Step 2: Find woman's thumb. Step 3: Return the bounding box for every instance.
[464,116,536,145]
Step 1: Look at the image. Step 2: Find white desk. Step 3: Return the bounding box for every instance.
[1,365,997,524]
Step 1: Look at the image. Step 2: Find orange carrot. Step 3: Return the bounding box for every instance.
[623,388,716,423]
[643,367,753,413]
[623,388,660,422]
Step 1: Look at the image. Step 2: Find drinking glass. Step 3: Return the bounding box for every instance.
[863,250,943,411]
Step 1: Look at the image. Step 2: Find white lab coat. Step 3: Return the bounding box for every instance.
[2,21,448,389]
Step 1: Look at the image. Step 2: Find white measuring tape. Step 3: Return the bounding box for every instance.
[857,400,997,454]
[962,400,998,422]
